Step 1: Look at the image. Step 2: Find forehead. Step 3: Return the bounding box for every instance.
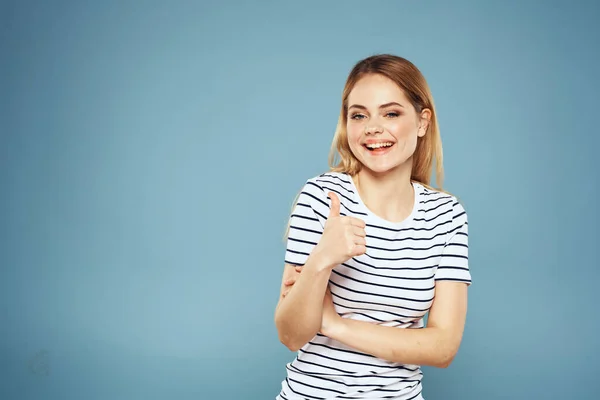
[348,74,409,105]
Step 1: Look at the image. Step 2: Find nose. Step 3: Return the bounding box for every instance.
[365,124,383,135]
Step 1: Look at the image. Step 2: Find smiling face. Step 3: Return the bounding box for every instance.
[346,74,430,176]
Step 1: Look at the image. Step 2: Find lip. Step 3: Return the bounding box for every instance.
[362,142,395,156]
[363,139,395,145]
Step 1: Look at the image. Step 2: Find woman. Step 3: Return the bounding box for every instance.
[274,54,471,400]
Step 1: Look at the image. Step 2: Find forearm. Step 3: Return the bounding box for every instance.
[326,319,461,368]
[275,254,332,351]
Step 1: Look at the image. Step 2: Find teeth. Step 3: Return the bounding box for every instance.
[366,142,393,149]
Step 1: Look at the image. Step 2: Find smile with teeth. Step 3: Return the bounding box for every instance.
[365,142,394,150]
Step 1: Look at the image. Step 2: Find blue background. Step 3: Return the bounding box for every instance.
[1,0,599,399]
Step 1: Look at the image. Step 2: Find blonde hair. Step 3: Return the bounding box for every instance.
[329,54,444,190]
[283,54,446,241]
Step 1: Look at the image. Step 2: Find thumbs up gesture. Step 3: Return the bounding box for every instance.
[312,192,367,269]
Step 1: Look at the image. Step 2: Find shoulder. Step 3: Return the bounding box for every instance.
[298,171,353,199]
[292,172,336,211]
[417,183,468,227]
[304,171,353,188]
[292,171,355,215]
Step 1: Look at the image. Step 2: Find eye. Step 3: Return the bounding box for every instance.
[350,113,366,120]
[385,111,401,118]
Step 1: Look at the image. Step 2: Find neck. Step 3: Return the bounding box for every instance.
[352,162,415,223]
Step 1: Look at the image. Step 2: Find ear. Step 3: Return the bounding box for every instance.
[417,108,432,137]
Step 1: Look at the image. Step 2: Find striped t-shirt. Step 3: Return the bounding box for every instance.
[276,171,471,400]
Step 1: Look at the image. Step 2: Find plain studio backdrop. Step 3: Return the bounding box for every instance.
[1,0,598,399]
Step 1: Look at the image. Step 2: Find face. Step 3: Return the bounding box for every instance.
[346,74,430,176]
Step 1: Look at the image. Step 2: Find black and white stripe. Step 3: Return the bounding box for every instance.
[278,172,471,400]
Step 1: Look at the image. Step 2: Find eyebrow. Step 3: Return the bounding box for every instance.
[348,102,405,110]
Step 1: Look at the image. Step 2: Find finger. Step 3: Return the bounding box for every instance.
[352,226,366,237]
[328,192,340,218]
[353,236,366,246]
[349,217,366,228]
[352,244,367,256]
[284,278,296,286]
[295,266,303,273]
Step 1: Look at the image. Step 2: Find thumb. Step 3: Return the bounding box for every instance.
[328,192,340,218]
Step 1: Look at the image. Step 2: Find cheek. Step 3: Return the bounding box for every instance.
[346,124,363,144]
[387,120,414,138]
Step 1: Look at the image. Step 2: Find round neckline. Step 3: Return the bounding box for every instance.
[344,172,422,229]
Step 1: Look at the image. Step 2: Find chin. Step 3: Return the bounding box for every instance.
[355,151,407,176]
[358,159,402,176]
[355,140,417,175]
[363,164,401,176]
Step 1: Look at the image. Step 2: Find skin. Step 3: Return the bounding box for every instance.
[274,192,366,351]
[346,73,429,223]
[276,73,469,368]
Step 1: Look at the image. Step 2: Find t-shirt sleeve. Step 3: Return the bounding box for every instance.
[284,180,329,266]
[434,199,471,285]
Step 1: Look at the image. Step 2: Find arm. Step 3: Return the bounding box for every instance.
[274,182,367,351]
[323,203,471,367]
[274,256,333,352]
[323,280,468,368]
[274,180,331,351]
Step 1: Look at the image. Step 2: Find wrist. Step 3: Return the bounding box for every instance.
[324,316,348,339]
[308,248,337,271]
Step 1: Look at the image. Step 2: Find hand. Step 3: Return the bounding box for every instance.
[320,287,342,336]
[282,266,303,298]
[312,192,367,269]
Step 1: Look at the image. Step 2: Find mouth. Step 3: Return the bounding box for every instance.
[363,142,395,154]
